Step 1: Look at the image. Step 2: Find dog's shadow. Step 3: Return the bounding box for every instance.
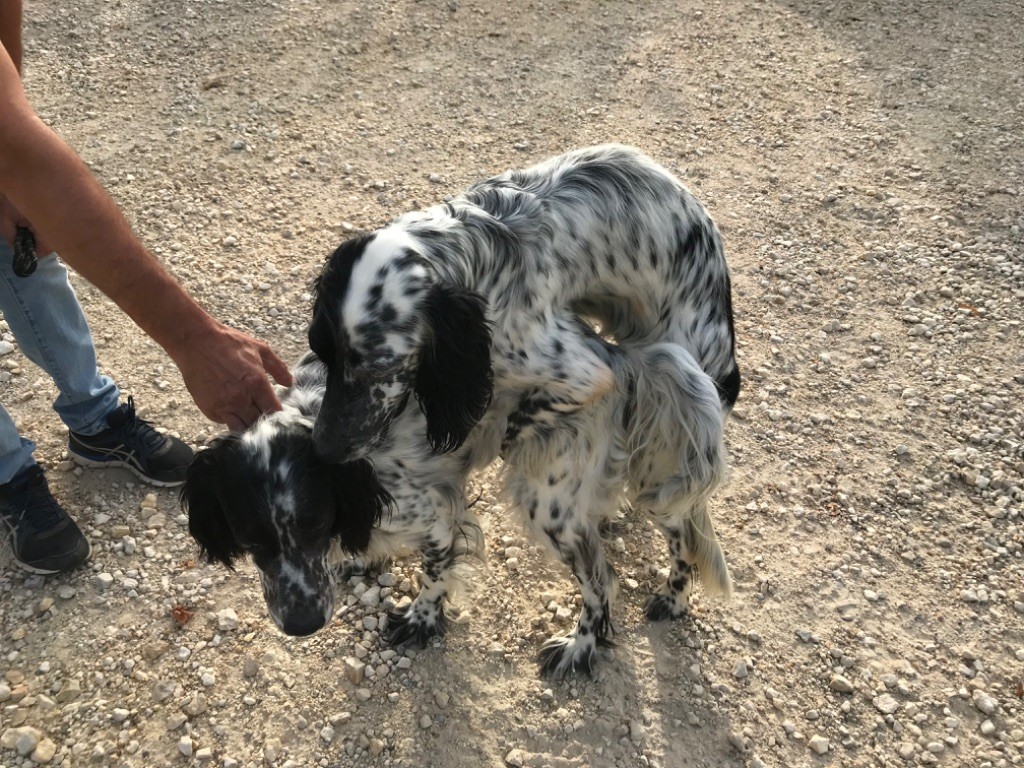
[387,520,745,768]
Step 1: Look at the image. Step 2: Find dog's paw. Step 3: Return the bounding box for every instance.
[384,603,448,649]
[537,634,610,679]
[644,592,690,622]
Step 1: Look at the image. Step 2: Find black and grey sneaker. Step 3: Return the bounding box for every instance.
[0,465,91,574]
[68,396,194,487]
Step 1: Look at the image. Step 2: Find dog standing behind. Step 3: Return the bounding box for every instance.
[304,144,740,675]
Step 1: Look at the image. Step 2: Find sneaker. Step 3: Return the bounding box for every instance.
[0,465,91,574]
[68,396,194,487]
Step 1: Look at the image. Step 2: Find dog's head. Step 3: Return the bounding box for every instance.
[309,230,493,463]
[180,417,392,637]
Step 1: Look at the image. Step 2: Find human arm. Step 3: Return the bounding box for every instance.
[0,43,292,429]
[0,0,23,74]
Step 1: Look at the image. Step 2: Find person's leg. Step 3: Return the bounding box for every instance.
[0,242,119,435]
[0,400,90,574]
[0,404,36,486]
[0,240,193,485]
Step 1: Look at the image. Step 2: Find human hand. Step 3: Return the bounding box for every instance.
[0,194,55,257]
[171,322,294,431]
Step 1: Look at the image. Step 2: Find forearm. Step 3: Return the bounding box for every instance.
[0,0,23,73]
[0,62,216,361]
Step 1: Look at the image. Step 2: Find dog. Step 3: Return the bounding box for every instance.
[299,145,740,675]
[181,352,487,645]
[307,144,740,468]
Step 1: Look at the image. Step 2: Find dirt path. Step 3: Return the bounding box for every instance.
[2,1,1021,767]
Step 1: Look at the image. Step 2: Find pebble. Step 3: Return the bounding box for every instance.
[94,573,114,591]
[216,608,239,631]
[178,736,194,757]
[419,714,432,729]
[32,738,57,763]
[1,727,41,756]
[808,735,829,754]
[873,694,900,715]
[345,658,366,684]
[973,691,998,715]
[829,675,854,694]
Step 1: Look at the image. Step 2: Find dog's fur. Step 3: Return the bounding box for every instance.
[186,145,741,678]
[182,353,485,645]
[500,319,731,676]
[309,145,739,466]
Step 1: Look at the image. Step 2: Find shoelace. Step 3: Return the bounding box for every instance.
[20,472,65,532]
[115,395,167,453]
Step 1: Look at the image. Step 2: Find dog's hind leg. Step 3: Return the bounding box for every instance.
[644,501,730,621]
[384,523,460,650]
[514,478,618,679]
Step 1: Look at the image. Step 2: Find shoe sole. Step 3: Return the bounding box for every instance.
[69,453,185,488]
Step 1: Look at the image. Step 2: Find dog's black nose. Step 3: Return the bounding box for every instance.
[281,613,326,637]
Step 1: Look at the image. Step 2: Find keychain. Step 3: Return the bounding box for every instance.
[13,225,38,277]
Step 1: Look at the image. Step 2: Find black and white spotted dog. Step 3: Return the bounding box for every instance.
[307,145,741,676]
[181,353,486,644]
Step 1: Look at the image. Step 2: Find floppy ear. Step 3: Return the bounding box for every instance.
[414,285,493,453]
[329,459,394,554]
[180,439,246,568]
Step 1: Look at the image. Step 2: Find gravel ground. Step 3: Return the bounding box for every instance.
[2,1,1022,767]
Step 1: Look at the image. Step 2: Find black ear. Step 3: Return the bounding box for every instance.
[180,439,246,568]
[329,459,394,554]
[414,285,493,453]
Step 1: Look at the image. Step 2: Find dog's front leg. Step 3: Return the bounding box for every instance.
[495,314,615,409]
[384,528,458,649]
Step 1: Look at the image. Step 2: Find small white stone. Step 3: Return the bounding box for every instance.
[216,608,239,631]
[94,573,114,591]
[973,691,998,715]
[873,694,899,715]
[829,675,854,694]
[178,737,193,757]
[808,735,829,754]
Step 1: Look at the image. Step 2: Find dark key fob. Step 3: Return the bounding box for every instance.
[13,226,38,278]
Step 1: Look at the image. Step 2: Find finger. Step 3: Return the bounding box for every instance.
[251,377,283,414]
[261,346,294,386]
[224,413,247,433]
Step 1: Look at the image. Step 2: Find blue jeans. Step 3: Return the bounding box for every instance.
[0,239,120,484]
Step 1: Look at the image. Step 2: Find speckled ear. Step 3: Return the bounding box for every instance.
[180,437,246,568]
[329,458,394,554]
[414,285,494,453]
